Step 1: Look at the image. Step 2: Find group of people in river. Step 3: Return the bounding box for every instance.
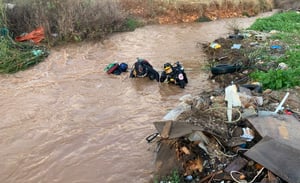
[105,58,188,89]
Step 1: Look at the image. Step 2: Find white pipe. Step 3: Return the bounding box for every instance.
[274,92,290,114]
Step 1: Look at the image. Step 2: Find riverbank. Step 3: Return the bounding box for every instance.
[151,9,300,183]
[0,0,277,45]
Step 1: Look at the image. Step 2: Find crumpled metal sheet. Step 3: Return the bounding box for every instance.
[247,115,300,150]
[245,136,300,183]
[153,120,204,139]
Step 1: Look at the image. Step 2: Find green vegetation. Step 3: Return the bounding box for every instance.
[0,0,49,73]
[154,170,181,183]
[248,11,300,90]
[123,17,143,32]
[0,31,49,73]
[249,11,300,32]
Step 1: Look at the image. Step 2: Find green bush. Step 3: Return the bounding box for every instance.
[154,170,181,183]
[248,11,300,90]
[124,17,142,31]
[0,35,49,73]
[251,69,300,90]
[248,11,300,33]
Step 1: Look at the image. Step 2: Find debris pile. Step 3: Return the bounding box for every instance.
[150,26,300,183]
[202,29,291,88]
[150,86,300,183]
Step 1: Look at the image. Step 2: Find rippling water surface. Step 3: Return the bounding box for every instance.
[0,12,275,183]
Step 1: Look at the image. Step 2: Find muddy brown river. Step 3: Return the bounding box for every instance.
[0,12,275,183]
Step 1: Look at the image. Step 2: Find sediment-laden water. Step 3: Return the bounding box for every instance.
[0,11,275,183]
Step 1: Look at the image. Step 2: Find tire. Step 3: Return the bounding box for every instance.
[241,84,262,93]
[211,64,241,75]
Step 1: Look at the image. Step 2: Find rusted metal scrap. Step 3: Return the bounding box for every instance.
[245,115,300,183]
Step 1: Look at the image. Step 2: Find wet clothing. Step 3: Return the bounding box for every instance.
[130,59,160,81]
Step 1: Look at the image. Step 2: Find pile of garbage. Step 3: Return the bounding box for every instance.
[150,85,300,183]
[150,27,300,183]
[202,29,291,89]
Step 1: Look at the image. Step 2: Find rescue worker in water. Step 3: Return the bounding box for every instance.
[160,62,188,88]
[129,58,160,81]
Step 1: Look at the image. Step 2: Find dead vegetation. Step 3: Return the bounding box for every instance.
[4,0,299,46]
[5,0,127,44]
[120,0,273,24]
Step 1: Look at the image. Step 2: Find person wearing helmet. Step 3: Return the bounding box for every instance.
[163,63,173,74]
[130,58,160,81]
[160,62,188,88]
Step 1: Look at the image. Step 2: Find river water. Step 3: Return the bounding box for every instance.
[0,11,275,183]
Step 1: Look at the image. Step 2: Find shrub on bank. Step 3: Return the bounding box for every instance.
[2,0,275,45]
[3,0,140,44]
[0,1,47,73]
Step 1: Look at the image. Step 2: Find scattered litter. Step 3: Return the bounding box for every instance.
[225,84,241,122]
[15,26,45,44]
[269,30,280,34]
[209,42,221,49]
[224,156,248,173]
[185,175,193,181]
[278,62,288,70]
[240,127,254,141]
[270,45,282,50]
[228,34,244,39]
[258,92,289,116]
[0,27,9,36]
[254,34,266,41]
[231,44,241,49]
[274,92,289,114]
[249,42,259,47]
[32,49,43,56]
